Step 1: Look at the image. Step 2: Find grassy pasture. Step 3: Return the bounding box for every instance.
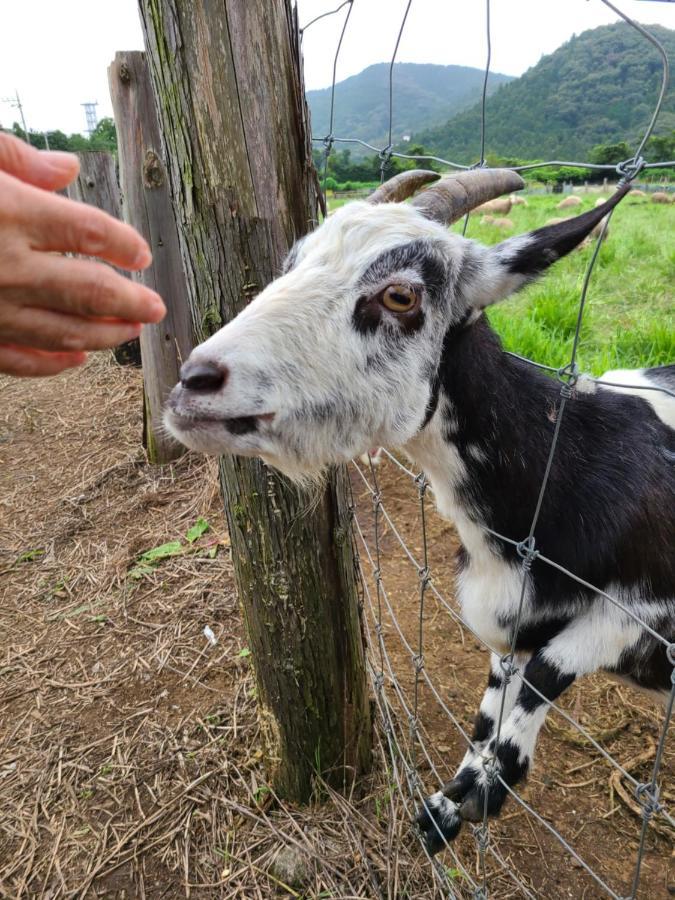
[328,191,674,374]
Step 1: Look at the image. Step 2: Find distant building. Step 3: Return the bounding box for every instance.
[401,134,411,142]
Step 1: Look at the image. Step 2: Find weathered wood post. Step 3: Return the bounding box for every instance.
[67,152,142,367]
[138,0,371,801]
[108,52,193,464]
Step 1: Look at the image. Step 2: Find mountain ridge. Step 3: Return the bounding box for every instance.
[412,23,675,163]
[306,62,513,153]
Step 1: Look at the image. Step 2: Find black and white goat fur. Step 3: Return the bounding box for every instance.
[165,171,674,854]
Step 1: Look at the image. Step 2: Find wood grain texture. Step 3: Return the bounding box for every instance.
[109,51,193,463]
[139,0,371,800]
[67,151,142,367]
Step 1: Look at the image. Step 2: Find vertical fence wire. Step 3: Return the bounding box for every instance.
[301,0,673,896]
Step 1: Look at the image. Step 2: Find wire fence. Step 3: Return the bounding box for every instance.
[301,1,673,897]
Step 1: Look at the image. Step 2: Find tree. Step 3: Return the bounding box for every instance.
[89,117,117,153]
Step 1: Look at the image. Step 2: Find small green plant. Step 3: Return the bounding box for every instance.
[15,548,44,564]
[253,785,271,804]
[186,517,210,543]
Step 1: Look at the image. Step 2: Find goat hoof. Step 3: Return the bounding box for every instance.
[415,791,462,854]
[458,780,508,822]
[459,792,485,822]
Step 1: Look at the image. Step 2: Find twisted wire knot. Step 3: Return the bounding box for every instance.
[516,536,538,571]
[474,825,490,853]
[666,643,675,667]
[483,755,500,785]
[557,362,580,399]
[412,653,425,673]
[499,653,517,683]
[635,783,662,821]
[414,472,428,494]
[615,155,645,182]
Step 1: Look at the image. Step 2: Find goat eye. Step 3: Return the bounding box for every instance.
[381,284,418,313]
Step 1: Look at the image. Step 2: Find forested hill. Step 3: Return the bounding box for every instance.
[412,23,675,163]
[306,63,513,151]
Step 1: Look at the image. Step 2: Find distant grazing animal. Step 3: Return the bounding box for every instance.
[557,195,582,210]
[475,196,512,215]
[166,169,675,855]
[490,217,514,229]
[480,214,495,225]
[652,191,672,204]
[629,189,646,198]
[510,194,528,206]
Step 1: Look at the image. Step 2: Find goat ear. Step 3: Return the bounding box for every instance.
[461,185,629,311]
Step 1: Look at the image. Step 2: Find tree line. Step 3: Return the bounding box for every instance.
[2,118,117,154]
[316,133,674,192]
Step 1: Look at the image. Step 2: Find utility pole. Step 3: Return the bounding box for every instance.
[2,90,49,149]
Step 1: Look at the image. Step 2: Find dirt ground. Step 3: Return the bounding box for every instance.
[0,356,672,898]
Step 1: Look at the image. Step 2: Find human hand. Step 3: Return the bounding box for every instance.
[0,133,166,377]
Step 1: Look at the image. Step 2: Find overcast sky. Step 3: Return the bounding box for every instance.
[1,1,674,136]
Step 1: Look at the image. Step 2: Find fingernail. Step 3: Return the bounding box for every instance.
[151,293,167,318]
[134,245,153,268]
[42,150,79,171]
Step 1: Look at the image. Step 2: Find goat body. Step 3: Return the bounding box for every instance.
[166,176,674,854]
[407,325,674,845]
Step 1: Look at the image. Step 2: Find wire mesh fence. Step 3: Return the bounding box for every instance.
[301,1,673,896]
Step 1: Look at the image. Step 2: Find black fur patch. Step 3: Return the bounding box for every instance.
[472,710,494,743]
[502,185,630,278]
[357,240,449,307]
[517,655,576,713]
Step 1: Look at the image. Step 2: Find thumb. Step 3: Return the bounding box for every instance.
[0,132,80,191]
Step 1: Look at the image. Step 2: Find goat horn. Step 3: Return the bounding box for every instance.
[411,169,525,225]
[368,169,441,205]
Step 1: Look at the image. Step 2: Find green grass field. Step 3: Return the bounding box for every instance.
[328,191,674,374]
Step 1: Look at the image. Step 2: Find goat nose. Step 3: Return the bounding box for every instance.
[180,360,227,393]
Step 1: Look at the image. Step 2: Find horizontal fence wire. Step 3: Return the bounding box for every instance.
[302,0,674,896]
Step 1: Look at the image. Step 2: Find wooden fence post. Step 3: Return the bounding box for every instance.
[66,151,142,367]
[138,0,372,801]
[108,51,193,464]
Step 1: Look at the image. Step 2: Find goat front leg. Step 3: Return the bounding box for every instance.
[416,651,528,854]
[417,648,574,853]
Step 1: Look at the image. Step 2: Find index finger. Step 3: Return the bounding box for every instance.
[23,185,153,271]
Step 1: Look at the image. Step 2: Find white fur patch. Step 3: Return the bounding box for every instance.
[599,368,675,429]
[427,791,461,830]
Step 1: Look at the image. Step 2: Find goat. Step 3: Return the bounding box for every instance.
[557,195,582,209]
[474,196,512,215]
[166,169,675,855]
[510,194,528,207]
